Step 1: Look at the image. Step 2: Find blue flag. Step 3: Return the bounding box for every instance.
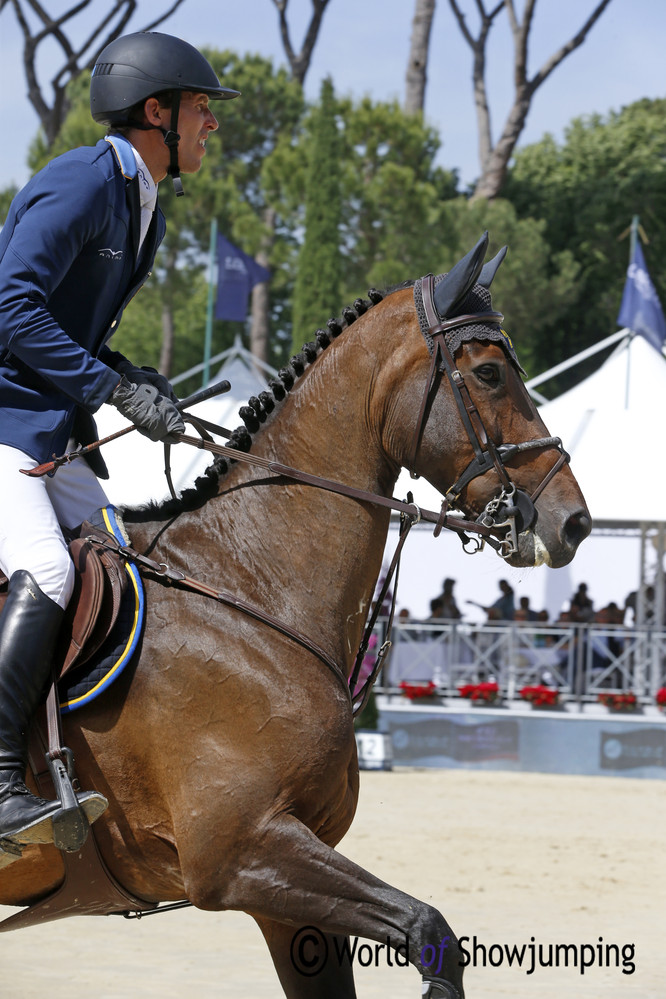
[617,240,666,351]
[215,234,271,321]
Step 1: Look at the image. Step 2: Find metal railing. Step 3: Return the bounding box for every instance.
[372,619,666,705]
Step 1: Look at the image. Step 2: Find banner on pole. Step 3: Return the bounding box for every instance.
[617,240,666,351]
[214,234,270,322]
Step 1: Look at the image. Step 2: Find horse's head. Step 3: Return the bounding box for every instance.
[384,232,591,569]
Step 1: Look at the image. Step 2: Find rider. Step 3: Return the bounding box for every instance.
[0,32,239,852]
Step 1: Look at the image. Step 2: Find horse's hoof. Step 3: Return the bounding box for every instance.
[422,979,463,999]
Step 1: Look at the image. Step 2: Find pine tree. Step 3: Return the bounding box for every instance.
[291,77,343,353]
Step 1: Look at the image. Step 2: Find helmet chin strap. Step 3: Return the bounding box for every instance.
[160,90,184,196]
[125,91,185,196]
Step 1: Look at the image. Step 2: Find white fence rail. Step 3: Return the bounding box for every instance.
[374,620,666,704]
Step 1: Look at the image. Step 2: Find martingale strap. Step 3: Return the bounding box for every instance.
[87,532,354,706]
[348,510,413,715]
[89,515,414,718]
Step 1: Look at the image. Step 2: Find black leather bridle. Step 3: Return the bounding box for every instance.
[410,273,570,558]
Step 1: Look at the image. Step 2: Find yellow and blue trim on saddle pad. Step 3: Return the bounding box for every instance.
[59,506,145,714]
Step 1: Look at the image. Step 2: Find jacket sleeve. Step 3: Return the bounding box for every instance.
[0,158,121,412]
[99,345,132,371]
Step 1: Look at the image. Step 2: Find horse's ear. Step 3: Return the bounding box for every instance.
[434,231,489,317]
[478,245,508,289]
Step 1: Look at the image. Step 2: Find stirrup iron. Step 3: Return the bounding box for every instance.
[46,748,90,852]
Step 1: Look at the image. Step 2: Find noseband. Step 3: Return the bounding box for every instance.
[410,273,570,558]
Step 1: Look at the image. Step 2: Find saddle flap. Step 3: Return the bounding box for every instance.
[56,534,128,678]
[0,533,129,682]
[56,538,104,673]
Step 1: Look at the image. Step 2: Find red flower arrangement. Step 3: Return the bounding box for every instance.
[656,687,666,710]
[598,692,638,712]
[399,681,438,701]
[519,684,559,708]
[458,682,499,704]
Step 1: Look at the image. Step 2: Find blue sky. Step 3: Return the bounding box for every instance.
[0,0,663,191]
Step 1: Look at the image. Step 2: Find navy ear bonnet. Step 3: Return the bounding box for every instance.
[413,233,524,372]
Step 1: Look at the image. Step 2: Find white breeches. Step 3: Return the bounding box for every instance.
[0,444,109,609]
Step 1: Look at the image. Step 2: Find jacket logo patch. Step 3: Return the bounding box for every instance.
[98,248,124,261]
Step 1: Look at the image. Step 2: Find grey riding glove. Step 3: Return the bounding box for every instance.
[109,376,185,443]
[113,359,178,402]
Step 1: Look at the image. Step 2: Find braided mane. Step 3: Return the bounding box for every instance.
[123,287,397,523]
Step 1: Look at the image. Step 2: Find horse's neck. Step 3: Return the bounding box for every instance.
[138,321,399,668]
[244,331,394,658]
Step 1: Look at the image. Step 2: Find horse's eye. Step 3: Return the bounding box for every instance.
[475,364,500,385]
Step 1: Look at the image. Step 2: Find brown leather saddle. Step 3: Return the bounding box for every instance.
[0,524,129,683]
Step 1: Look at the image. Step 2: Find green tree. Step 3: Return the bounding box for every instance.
[291,77,343,352]
[338,97,458,295]
[271,93,459,313]
[504,99,666,383]
[262,91,460,344]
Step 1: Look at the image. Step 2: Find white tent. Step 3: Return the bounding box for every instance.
[94,338,276,509]
[537,332,666,527]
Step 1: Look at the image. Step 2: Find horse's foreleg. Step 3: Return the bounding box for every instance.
[254,916,358,999]
[183,813,464,999]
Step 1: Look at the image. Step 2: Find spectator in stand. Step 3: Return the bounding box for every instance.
[468,579,515,621]
[427,598,445,620]
[623,588,638,625]
[433,578,462,620]
[624,584,665,626]
[568,583,594,623]
[515,595,539,623]
[488,579,515,621]
[533,609,551,648]
[601,602,624,626]
[592,602,625,686]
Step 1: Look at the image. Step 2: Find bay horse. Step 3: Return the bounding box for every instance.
[0,235,589,998]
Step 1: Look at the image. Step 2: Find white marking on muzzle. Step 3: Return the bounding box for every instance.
[532,532,552,567]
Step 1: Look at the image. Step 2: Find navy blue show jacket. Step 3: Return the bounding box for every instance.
[0,136,166,468]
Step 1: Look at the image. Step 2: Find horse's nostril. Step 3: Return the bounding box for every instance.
[564,510,592,547]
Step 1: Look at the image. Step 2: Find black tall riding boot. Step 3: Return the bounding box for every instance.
[0,570,106,848]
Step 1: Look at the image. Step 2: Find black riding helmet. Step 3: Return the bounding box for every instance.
[90,31,240,195]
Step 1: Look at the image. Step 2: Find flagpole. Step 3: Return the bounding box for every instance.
[203,218,218,388]
[629,214,638,260]
[624,216,640,409]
